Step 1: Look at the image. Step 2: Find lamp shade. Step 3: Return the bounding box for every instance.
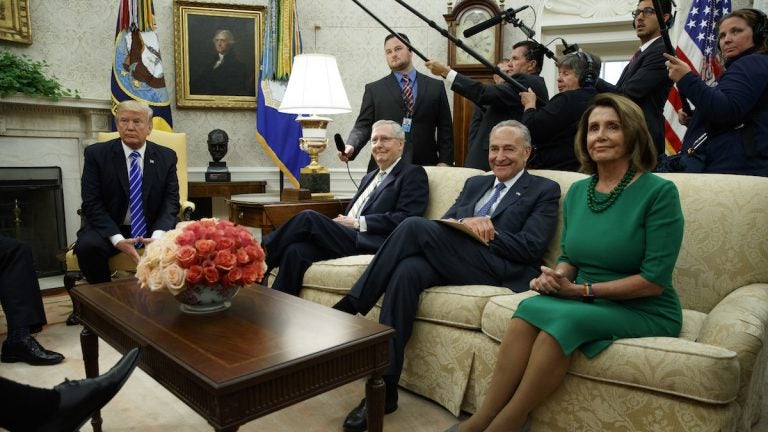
[278,54,352,115]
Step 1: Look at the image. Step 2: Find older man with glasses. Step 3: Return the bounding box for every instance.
[262,120,429,296]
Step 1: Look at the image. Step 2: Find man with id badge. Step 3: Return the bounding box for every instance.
[339,33,454,172]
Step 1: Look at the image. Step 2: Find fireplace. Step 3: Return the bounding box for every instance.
[0,167,67,277]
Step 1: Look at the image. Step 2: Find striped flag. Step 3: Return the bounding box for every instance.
[663,0,730,154]
[255,0,307,187]
[111,0,173,131]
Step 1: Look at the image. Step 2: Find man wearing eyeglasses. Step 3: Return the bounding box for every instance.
[263,120,428,296]
[596,0,674,156]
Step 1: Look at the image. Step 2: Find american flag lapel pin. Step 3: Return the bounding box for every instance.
[150,159,155,164]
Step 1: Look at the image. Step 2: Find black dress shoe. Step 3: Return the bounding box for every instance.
[342,397,398,432]
[38,347,142,432]
[1,336,64,366]
[66,312,80,326]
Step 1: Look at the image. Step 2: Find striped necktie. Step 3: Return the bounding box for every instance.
[402,75,415,117]
[129,151,147,246]
[475,183,506,217]
[348,170,385,218]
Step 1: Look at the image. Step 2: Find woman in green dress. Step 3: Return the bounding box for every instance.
[450,93,685,432]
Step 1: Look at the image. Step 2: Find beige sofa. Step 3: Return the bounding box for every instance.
[279,167,768,431]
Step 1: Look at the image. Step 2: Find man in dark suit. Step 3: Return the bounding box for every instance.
[264,120,429,296]
[74,100,180,284]
[339,33,454,171]
[333,120,561,432]
[596,0,674,155]
[0,237,64,366]
[190,29,251,96]
[426,41,550,171]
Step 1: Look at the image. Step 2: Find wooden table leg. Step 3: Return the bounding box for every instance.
[80,326,102,432]
[366,374,385,432]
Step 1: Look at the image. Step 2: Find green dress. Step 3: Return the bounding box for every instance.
[513,172,684,358]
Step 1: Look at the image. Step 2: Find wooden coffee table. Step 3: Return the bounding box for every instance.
[71,279,394,431]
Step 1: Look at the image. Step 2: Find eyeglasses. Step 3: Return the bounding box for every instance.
[369,136,397,145]
[631,7,655,18]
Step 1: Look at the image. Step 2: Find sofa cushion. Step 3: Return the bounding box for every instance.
[301,255,375,294]
[421,166,483,219]
[482,293,739,404]
[417,285,513,329]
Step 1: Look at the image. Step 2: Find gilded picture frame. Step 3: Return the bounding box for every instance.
[173,1,265,109]
[0,0,32,44]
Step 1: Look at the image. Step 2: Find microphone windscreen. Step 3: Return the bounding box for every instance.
[334,133,346,152]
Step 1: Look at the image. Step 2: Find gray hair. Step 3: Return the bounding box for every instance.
[115,100,153,123]
[490,120,532,148]
[557,52,602,85]
[372,119,405,140]
[213,29,235,44]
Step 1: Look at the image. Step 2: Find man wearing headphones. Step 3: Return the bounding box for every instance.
[596,0,674,156]
[519,52,601,171]
[426,41,549,171]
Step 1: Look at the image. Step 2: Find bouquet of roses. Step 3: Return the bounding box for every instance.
[136,218,266,295]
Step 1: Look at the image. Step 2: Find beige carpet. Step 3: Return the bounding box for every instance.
[2,294,768,431]
[0,291,72,335]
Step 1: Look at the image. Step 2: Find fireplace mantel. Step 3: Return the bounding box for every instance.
[0,94,112,142]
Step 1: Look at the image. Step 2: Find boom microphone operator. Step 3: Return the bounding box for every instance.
[334,133,359,189]
[463,6,528,38]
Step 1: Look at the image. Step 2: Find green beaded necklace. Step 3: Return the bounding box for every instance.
[587,167,636,213]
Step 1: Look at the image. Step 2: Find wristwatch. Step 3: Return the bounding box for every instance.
[353,219,360,231]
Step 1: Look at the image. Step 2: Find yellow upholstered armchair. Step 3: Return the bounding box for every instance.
[63,130,194,323]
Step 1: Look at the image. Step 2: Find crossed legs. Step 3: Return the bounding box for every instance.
[459,318,572,432]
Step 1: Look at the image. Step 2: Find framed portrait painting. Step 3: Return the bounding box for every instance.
[174,1,265,109]
[0,0,32,44]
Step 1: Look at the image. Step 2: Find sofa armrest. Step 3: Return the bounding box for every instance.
[696,283,768,410]
[181,200,195,221]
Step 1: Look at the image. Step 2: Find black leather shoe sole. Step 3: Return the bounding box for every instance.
[342,398,398,432]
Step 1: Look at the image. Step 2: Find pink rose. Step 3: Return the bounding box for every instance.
[185,265,203,284]
[195,239,217,259]
[203,265,220,285]
[175,230,196,247]
[225,267,243,285]
[214,249,237,271]
[175,245,197,268]
[235,247,251,265]
[216,237,235,251]
[163,263,187,295]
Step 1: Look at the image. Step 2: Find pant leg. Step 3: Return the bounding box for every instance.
[73,227,120,283]
[348,217,507,313]
[264,210,358,295]
[378,255,442,379]
[0,237,47,331]
[0,376,59,430]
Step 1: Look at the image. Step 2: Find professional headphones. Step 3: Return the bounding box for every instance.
[632,0,676,29]
[576,52,597,87]
[716,9,768,52]
[745,8,768,46]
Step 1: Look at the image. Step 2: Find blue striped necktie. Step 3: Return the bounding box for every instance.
[129,151,147,247]
[475,183,506,217]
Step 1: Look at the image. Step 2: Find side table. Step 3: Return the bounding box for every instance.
[189,181,267,218]
[229,195,353,236]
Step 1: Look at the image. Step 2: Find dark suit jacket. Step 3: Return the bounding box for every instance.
[596,38,672,154]
[347,72,454,170]
[78,138,180,240]
[522,87,597,171]
[443,171,560,290]
[345,161,429,252]
[452,73,549,171]
[190,53,250,96]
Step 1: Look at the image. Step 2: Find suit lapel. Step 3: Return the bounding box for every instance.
[362,161,403,213]
[412,72,427,113]
[142,142,156,200]
[111,140,130,198]
[385,74,407,116]
[345,169,377,214]
[491,171,531,218]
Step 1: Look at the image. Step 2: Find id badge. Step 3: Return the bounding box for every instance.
[402,117,412,133]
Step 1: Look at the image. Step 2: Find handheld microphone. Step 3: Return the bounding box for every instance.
[334,133,346,153]
[463,6,527,38]
[334,133,359,189]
